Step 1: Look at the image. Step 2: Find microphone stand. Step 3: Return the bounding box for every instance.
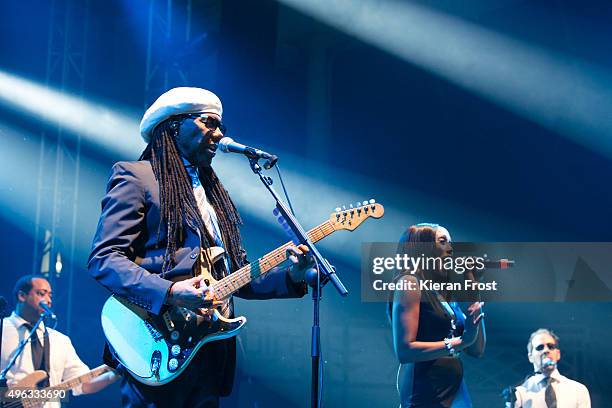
[0,313,47,386]
[247,157,348,408]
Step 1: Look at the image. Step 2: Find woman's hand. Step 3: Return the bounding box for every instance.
[466,302,485,323]
[461,302,485,346]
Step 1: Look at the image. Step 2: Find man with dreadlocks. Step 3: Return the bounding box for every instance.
[88,87,311,407]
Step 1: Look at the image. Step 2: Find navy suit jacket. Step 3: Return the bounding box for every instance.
[88,160,306,395]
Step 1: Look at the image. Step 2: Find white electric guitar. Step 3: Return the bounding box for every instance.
[100,201,384,386]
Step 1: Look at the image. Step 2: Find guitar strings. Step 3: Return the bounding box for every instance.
[215,221,333,295]
[212,221,335,298]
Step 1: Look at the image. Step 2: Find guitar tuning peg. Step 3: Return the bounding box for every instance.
[355,202,362,207]
[335,207,341,212]
[342,205,347,211]
[349,204,354,209]
[362,200,369,206]
[369,199,376,204]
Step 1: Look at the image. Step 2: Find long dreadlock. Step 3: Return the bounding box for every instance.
[139,120,245,276]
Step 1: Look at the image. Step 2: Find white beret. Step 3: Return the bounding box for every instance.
[139,87,223,142]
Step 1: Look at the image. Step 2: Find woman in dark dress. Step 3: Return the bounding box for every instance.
[389,223,486,408]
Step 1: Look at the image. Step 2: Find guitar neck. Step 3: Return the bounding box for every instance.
[47,365,111,391]
[213,220,336,298]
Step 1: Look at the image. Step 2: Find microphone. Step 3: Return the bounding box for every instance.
[218,137,278,169]
[483,259,514,269]
[39,301,56,319]
[541,356,556,369]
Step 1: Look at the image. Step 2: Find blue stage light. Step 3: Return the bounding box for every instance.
[278,0,612,160]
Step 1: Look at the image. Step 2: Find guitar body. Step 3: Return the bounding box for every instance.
[10,370,48,388]
[101,247,246,386]
[5,371,48,408]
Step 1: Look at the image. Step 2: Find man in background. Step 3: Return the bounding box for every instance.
[507,328,590,407]
[1,275,118,407]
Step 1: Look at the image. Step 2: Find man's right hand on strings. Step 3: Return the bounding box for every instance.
[166,276,223,309]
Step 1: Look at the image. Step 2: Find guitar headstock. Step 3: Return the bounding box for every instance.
[329,199,384,231]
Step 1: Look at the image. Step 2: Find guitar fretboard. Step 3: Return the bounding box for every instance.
[212,220,335,299]
[48,365,111,391]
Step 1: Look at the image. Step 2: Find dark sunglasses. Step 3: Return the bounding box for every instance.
[535,343,558,351]
[182,114,227,134]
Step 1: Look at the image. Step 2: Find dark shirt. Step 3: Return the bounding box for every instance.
[394,280,467,408]
[409,295,465,408]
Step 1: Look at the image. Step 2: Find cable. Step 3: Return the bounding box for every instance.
[274,164,295,216]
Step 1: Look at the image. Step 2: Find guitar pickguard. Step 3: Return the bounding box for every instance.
[101,246,246,385]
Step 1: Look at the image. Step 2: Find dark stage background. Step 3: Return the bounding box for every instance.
[1,0,612,406]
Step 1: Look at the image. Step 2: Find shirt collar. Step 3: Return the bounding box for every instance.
[9,311,46,333]
[534,368,562,384]
[549,368,562,382]
[182,157,200,185]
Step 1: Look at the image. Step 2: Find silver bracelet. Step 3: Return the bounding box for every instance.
[444,338,457,357]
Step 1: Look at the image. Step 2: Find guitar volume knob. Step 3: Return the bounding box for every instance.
[171,344,181,357]
[168,358,179,371]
